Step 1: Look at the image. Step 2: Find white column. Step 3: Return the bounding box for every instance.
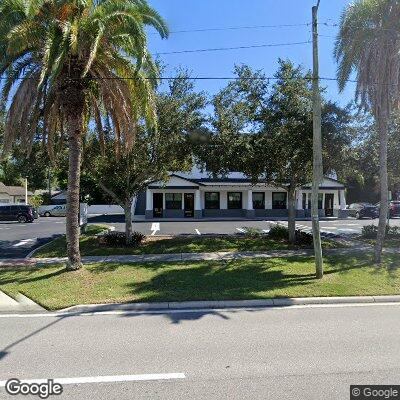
[195,190,201,210]
[220,191,227,209]
[265,191,272,209]
[297,190,302,210]
[146,188,153,211]
[340,190,346,210]
[247,189,253,210]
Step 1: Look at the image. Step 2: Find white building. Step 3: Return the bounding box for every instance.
[136,170,348,219]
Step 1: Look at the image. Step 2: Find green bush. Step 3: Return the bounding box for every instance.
[268,224,313,245]
[295,230,313,245]
[99,231,146,247]
[361,225,378,239]
[268,224,289,240]
[361,224,400,239]
[244,227,263,238]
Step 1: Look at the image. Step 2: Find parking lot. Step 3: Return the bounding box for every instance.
[1,215,399,259]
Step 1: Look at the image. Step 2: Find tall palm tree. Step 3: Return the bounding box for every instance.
[334,0,400,263]
[0,0,168,270]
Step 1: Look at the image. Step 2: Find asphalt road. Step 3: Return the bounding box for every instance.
[2,215,400,258]
[0,304,399,399]
[98,215,400,236]
[0,217,65,258]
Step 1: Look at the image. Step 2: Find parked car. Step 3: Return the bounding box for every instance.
[39,204,67,217]
[375,201,400,218]
[31,207,39,219]
[0,204,35,223]
[348,203,379,219]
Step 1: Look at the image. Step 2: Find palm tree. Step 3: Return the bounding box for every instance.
[334,0,400,263]
[0,0,168,270]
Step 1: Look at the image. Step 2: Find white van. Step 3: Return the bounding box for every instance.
[39,204,67,217]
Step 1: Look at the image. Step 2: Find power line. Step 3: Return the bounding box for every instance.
[150,22,312,35]
[149,21,345,36]
[0,75,358,84]
[155,40,311,55]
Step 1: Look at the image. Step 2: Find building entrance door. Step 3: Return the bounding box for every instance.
[184,193,194,218]
[153,193,163,218]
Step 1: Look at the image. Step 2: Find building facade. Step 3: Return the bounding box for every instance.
[0,182,33,204]
[137,171,348,219]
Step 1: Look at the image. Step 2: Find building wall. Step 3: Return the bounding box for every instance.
[0,193,12,203]
[143,186,347,219]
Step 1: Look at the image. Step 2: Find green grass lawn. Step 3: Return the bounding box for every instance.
[1,253,399,310]
[35,225,341,258]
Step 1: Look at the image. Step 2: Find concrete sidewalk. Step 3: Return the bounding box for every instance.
[0,290,44,312]
[0,245,378,267]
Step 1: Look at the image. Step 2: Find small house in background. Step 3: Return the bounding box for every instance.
[50,190,67,205]
[0,182,33,204]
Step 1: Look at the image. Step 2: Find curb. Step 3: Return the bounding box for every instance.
[15,293,45,311]
[59,295,400,314]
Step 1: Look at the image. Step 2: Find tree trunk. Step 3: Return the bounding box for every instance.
[65,114,83,271]
[288,186,297,244]
[374,116,389,264]
[124,198,133,244]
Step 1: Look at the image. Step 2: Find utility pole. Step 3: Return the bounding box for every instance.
[24,176,28,205]
[312,0,323,279]
[47,167,52,198]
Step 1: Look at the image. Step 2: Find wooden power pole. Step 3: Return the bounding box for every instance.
[312,0,324,279]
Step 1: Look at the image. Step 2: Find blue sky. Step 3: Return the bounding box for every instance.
[147,0,355,106]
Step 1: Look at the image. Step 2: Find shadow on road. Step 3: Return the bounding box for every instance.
[0,315,68,360]
[88,214,124,223]
[0,235,62,259]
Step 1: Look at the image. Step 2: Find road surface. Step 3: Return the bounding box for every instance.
[2,215,400,258]
[0,304,399,399]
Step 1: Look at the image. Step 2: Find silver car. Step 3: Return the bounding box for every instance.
[40,205,67,217]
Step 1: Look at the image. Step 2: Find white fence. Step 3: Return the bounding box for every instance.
[87,201,136,215]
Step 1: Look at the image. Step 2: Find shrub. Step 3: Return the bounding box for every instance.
[361,225,378,239]
[99,231,146,247]
[244,227,263,238]
[294,229,313,245]
[361,224,400,239]
[389,226,400,237]
[268,224,289,240]
[268,224,313,245]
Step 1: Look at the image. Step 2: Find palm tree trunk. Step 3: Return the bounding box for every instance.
[287,186,297,244]
[124,198,133,244]
[66,113,83,271]
[374,116,389,264]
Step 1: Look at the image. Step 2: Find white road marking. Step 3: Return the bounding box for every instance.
[12,239,36,248]
[0,373,186,387]
[150,222,160,236]
[195,229,201,235]
[236,228,246,233]
[0,303,399,319]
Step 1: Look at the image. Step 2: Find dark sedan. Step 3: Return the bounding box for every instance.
[348,203,379,219]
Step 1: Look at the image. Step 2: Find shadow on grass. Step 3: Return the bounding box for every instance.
[126,262,314,298]
[0,265,66,285]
